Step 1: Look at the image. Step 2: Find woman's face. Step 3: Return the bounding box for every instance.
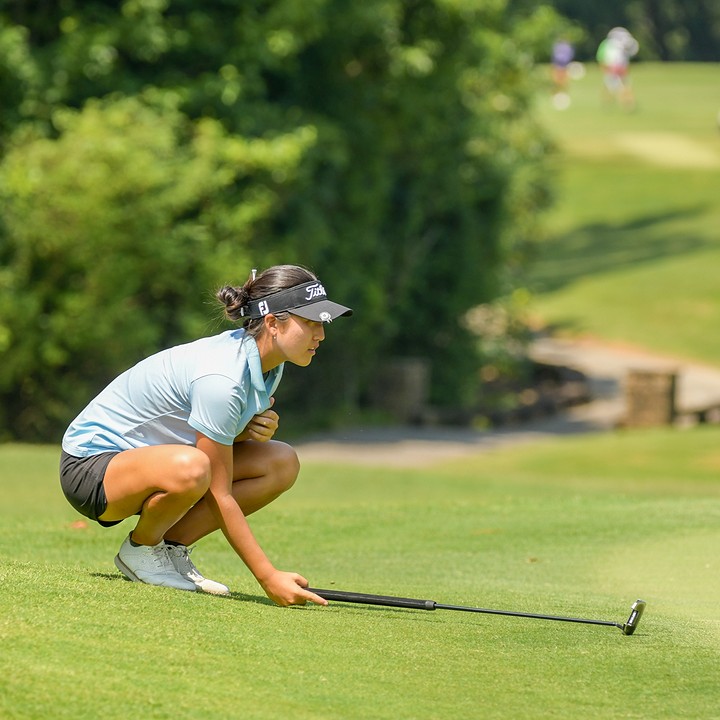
[265,314,326,369]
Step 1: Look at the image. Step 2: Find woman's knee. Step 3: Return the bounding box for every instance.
[268,441,300,493]
[168,448,212,496]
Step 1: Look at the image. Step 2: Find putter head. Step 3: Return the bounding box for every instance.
[621,599,646,635]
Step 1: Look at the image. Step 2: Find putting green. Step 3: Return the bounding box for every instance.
[594,528,720,644]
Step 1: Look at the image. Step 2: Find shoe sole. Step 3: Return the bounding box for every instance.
[114,553,141,582]
[114,553,196,591]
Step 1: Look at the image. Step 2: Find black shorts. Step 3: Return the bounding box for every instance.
[59,450,122,527]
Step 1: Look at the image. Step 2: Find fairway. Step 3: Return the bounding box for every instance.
[2,430,719,719]
[532,63,720,365]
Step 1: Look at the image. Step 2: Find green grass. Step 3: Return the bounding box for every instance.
[2,431,719,719]
[531,63,720,364]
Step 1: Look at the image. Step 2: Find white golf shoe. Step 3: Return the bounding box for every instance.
[114,534,197,591]
[166,543,230,596]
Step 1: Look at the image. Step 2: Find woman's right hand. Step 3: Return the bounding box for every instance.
[259,570,328,607]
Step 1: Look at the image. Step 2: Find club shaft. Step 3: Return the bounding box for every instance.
[308,588,621,628]
[435,603,620,627]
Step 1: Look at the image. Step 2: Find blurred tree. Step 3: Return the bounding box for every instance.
[0,95,315,439]
[0,0,559,439]
[263,1,557,413]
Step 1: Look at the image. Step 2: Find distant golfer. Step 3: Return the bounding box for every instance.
[551,38,575,109]
[60,264,352,605]
[596,27,639,110]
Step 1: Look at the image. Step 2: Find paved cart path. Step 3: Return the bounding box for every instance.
[295,337,720,468]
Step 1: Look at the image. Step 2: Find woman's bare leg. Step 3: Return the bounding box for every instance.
[100,445,212,546]
[164,440,299,546]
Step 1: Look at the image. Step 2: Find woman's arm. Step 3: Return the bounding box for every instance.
[195,432,327,607]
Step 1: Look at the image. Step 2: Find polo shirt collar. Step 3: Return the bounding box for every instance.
[243,333,283,394]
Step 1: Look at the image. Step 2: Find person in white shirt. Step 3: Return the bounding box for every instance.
[596,27,640,109]
[60,264,352,606]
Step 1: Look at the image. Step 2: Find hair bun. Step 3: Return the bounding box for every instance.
[216,285,247,321]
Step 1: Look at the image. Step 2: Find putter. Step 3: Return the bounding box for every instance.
[308,588,646,636]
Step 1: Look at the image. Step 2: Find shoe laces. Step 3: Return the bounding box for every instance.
[171,544,204,581]
[149,542,174,570]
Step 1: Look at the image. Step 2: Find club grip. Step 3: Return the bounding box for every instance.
[308,587,436,611]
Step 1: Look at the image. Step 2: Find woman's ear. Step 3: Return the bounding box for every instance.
[263,314,278,336]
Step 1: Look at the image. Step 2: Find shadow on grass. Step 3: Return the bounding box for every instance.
[90,572,127,582]
[531,204,715,293]
[89,571,444,621]
[90,572,281,602]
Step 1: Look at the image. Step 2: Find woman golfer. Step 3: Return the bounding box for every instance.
[60,264,351,605]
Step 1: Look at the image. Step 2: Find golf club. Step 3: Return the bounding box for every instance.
[308,588,646,636]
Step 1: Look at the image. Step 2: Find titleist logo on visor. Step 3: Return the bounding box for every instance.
[304,283,327,300]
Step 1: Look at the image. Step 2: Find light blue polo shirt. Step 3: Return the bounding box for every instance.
[62,329,283,456]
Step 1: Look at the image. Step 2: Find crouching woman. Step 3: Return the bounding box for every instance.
[60,264,352,605]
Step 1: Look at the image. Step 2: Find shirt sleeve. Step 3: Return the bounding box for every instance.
[188,374,245,445]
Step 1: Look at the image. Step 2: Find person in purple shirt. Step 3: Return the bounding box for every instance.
[551,38,575,108]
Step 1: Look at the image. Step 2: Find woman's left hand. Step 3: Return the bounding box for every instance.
[236,400,279,443]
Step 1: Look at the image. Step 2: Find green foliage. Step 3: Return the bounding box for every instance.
[0,94,315,440]
[0,0,560,439]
